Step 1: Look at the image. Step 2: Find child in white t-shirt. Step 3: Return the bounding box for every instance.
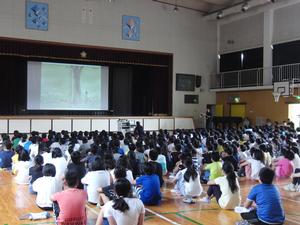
[13,150,31,185]
[81,158,111,204]
[96,178,145,225]
[171,157,203,204]
[33,163,58,210]
[240,149,265,180]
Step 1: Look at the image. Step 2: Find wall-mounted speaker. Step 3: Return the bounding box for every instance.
[195,76,202,88]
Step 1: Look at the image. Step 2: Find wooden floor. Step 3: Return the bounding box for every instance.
[1,171,300,225]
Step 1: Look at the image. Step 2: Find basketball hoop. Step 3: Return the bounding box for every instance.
[272,92,280,102]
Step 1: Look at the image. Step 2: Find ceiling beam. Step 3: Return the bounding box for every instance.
[152,0,209,14]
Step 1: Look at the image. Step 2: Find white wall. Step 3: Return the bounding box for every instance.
[273,2,300,44]
[218,0,300,54]
[219,13,264,54]
[0,0,217,120]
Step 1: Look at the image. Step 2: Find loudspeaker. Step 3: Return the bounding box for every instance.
[184,95,199,104]
[195,76,202,88]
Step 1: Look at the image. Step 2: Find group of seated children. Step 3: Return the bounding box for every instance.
[0,122,298,225]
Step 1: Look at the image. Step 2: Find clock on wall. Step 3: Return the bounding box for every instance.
[26,1,49,31]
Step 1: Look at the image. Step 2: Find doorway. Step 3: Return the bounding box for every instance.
[288,104,300,128]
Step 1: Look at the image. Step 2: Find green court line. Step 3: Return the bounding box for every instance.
[175,213,204,225]
[19,222,55,225]
[154,207,219,215]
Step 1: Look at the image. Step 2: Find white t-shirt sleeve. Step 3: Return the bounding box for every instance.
[214,176,223,185]
[81,172,90,185]
[103,201,114,218]
[32,177,41,192]
[126,170,134,183]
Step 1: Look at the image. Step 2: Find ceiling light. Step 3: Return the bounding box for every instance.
[216,11,223,19]
[241,1,249,12]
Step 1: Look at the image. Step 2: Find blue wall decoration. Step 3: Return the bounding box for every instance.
[122,15,140,41]
[26,1,49,31]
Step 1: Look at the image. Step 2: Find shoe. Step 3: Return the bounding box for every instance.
[183,198,195,204]
[283,183,296,192]
[199,197,211,203]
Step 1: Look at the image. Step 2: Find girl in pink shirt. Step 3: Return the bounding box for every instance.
[274,150,294,178]
[51,166,87,225]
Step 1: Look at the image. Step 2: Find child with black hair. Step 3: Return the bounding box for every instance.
[32,163,58,210]
[13,150,31,184]
[29,155,44,194]
[98,166,127,206]
[171,157,202,204]
[222,146,238,171]
[238,167,285,225]
[68,151,86,189]
[284,147,300,191]
[81,157,111,204]
[111,155,134,184]
[51,166,88,225]
[240,149,265,180]
[127,150,141,179]
[204,152,223,182]
[136,162,162,205]
[0,142,14,169]
[200,162,241,209]
[273,149,294,178]
[50,148,67,191]
[96,178,145,225]
[148,149,164,187]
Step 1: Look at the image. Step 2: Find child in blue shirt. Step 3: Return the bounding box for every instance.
[0,142,14,169]
[239,167,285,225]
[136,162,161,205]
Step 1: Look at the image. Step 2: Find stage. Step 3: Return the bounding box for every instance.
[0,116,194,134]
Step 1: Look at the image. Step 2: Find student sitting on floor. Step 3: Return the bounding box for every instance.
[240,148,265,181]
[81,157,111,205]
[96,178,145,225]
[238,167,285,225]
[273,149,294,178]
[284,147,300,192]
[32,163,58,210]
[203,152,223,183]
[200,162,241,210]
[51,166,88,225]
[171,157,203,204]
[136,162,161,206]
[0,142,14,169]
[98,166,127,206]
[13,149,31,185]
[29,155,44,194]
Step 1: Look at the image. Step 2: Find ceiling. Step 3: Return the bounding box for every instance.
[152,0,244,15]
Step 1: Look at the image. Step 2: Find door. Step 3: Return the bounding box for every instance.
[230,104,246,118]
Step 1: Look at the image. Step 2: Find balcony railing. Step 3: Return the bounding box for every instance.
[211,62,300,89]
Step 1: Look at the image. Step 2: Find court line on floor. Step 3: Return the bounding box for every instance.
[145,208,181,225]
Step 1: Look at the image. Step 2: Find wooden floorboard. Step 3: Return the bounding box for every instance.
[1,171,300,225]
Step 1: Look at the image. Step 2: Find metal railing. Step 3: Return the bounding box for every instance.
[211,62,300,89]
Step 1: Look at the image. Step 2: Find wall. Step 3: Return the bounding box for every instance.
[219,13,264,54]
[0,0,217,121]
[216,90,300,125]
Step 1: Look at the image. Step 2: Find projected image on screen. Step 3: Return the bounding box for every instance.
[27,62,109,110]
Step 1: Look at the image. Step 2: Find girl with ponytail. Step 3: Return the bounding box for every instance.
[96,178,145,225]
[171,157,202,204]
[200,162,241,209]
